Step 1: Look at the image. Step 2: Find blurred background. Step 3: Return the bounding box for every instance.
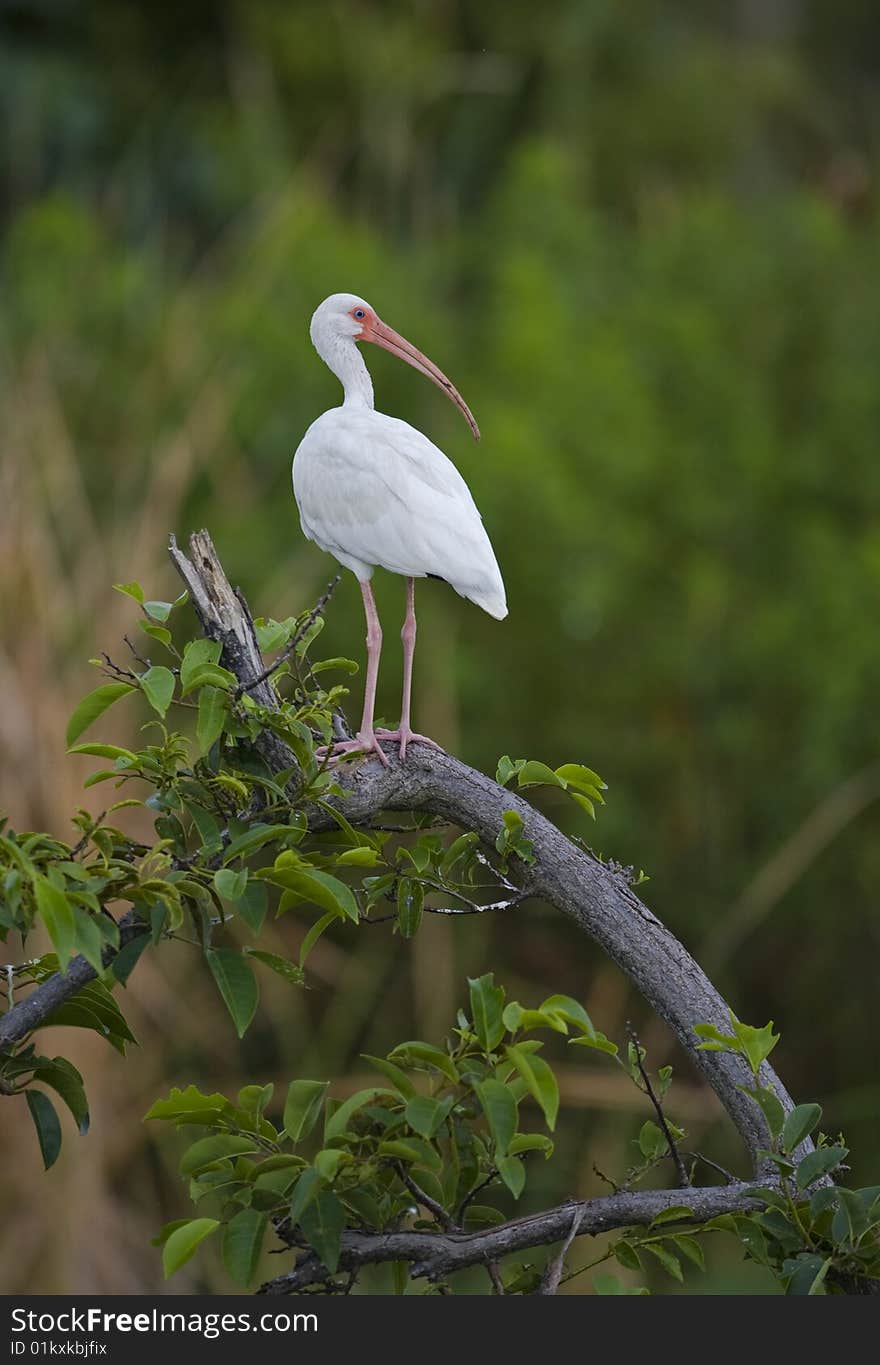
[2,0,880,1294]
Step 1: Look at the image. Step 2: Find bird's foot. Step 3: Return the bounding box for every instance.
[374,727,444,762]
[316,732,391,768]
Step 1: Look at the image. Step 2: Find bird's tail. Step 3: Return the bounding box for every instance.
[464,576,508,620]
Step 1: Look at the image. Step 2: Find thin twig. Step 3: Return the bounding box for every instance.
[365,895,526,926]
[395,1163,457,1233]
[627,1024,690,1189]
[235,575,340,698]
[486,1263,506,1295]
[536,1205,586,1295]
[688,1151,738,1185]
[457,1170,499,1222]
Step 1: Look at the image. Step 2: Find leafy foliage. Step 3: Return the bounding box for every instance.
[690,1020,880,1294]
[146,974,645,1289]
[0,588,602,1178]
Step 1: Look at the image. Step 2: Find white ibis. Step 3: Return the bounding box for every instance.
[292,293,506,765]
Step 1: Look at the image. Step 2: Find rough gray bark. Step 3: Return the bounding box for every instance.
[260,1184,761,1293]
[0,910,144,1050]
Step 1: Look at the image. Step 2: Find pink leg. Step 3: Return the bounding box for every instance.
[318,579,390,767]
[375,578,443,760]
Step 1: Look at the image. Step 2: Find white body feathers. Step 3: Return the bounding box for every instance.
[292,293,507,620]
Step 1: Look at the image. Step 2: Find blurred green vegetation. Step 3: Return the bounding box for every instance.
[2,0,880,1293]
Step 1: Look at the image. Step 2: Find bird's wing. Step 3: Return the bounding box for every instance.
[293,409,507,617]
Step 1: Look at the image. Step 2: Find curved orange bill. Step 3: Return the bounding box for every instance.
[361,316,480,441]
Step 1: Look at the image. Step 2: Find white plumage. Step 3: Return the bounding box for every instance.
[292,292,506,763]
[294,407,506,618]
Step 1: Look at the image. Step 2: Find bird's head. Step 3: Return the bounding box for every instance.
[309,293,480,441]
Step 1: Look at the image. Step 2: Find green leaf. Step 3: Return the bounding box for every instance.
[283,1080,329,1142]
[504,1045,559,1130]
[495,755,521,786]
[554,763,607,795]
[650,1204,695,1226]
[34,1057,89,1135]
[311,655,358,675]
[638,1119,666,1161]
[35,876,75,969]
[387,1041,459,1084]
[502,1002,568,1034]
[162,1218,220,1278]
[144,1085,234,1125]
[613,1241,642,1272]
[265,866,359,923]
[336,847,382,867]
[180,1134,260,1176]
[221,1208,267,1287]
[72,906,106,973]
[298,1191,346,1274]
[298,910,342,969]
[643,1241,683,1282]
[475,1079,517,1157]
[785,1253,831,1296]
[796,1145,849,1190]
[671,1235,705,1270]
[396,877,424,938]
[236,881,268,934]
[144,600,173,622]
[831,1188,867,1246]
[196,686,229,754]
[468,974,506,1052]
[781,1103,822,1155]
[180,639,223,691]
[404,1095,452,1140]
[731,1017,780,1076]
[497,1155,525,1198]
[539,994,595,1034]
[289,1168,321,1223]
[741,1085,786,1140]
[325,1087,393,1141]
[244,948,304,987]
[314,1149,348,1182]
[568,1032,619,1056]
[213,868,248,902]
[111,932,150,986]
[361,1054,417,1100]
[140,665,175,718]
[182,663,237,695]
[516,760,566,789]
[377,1139,426,1164]
[66,683,136,747]
[113,581,145,605]
[25,1090,62,1170]
[69,743,137,763]
[507,1133,553,1157]
[205,948,259,1038]
[139,620,172,648]
[254,617,295,653]
[38,980,136,1051]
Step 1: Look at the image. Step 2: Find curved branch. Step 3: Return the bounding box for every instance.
[0,911,145,1050]
[0,529,799,1173]
[258,1183,761,1294]
[165,530,798,1170]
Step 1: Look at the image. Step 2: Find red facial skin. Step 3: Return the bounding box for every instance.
[349,306,480,441]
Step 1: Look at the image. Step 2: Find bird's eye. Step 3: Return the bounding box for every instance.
[354,308,365,320]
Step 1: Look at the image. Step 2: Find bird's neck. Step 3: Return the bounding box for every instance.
[321,335,375,410]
